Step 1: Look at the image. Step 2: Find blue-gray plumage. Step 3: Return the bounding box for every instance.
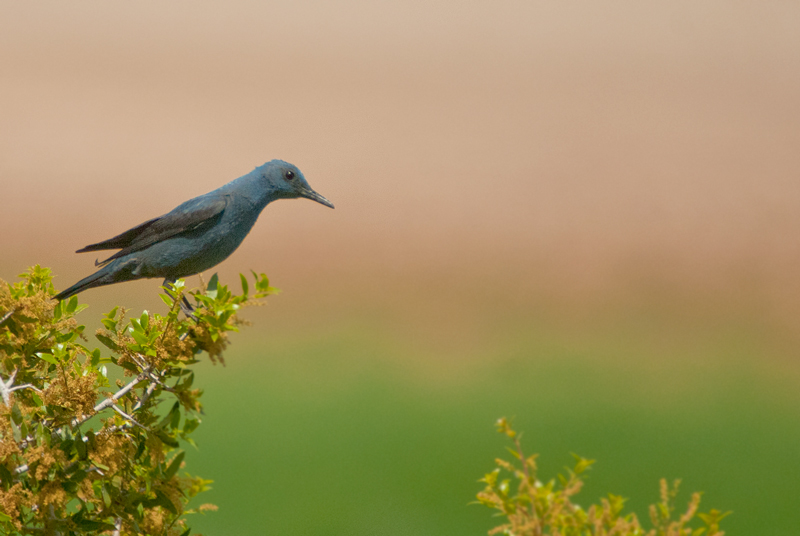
[54,160,333,301]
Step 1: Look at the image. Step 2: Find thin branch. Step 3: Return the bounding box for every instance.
[13,364,157,479]
[85,466,106,477]
[132,380,160,412]
[0,377,9,406]
[111,404,149,431]
[71,367,152,428]
[132,366,171,412]
[0,367,20,406]
[9,383,43,394]
[143,371,178,394]
[49,504,62,536]
[129,353,148,369]
[0,307,15,326]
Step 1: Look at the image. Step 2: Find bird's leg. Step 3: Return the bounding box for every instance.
[162,278,178,303]
[162,278,195,317]
[179,295,195,317]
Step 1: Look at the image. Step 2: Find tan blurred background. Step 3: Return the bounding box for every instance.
[3,2,800,339]
[3,2,800,533]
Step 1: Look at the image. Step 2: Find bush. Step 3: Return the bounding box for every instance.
[477,418,730,536]
[0,266,275,535]
[1,266,731,535]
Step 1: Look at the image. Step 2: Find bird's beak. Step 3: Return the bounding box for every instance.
[300,187,335,209]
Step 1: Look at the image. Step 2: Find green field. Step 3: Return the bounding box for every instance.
[182,309,800,535]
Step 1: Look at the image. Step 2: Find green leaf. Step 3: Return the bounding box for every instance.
[183,418,200,435]
[658,503,670,518]
[156,430,180,448]
[75,436,88,460]
[0,511,11,523]
[160,402,180,428]
[171,407,181,430]
[86,430,97,449]
[93,462,110,472]
[240,273,249,297]
[181,372,195,390]
[120,360,140,373]
[69,469,88,484]
[66,295,78,314]
[102,485,112,508]
[90,348,102,367]
[206,273,219,299]
[129,328,150,346]
[35,424,49,447]
[164,451,185,480]
[571,453,595,475]
[37,352,58,365]
[0,465,13,488]
[10,404,23,425]
[135,437,147,459]
[96,334,119,351]
[481,469,499,486]
[180,527,192,536]
[74,518,116,532]
[100,306,119,329]
[697,509,733,525]
[155,489,178,515]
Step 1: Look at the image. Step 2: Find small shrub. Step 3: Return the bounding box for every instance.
[0,266,276,535]
[477,417,730,536]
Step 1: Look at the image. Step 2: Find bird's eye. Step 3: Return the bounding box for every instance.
[285,171,295,181]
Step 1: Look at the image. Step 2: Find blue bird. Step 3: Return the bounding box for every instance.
[54,160,333,302]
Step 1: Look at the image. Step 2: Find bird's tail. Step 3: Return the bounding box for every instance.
[54,264,118,301]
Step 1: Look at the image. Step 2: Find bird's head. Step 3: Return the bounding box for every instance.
[261,160,334,209]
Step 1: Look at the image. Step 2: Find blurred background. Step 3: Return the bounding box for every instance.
[2,1,799,534]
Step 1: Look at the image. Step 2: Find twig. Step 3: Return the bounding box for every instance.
[144,371,177,393]
[85,466,106,477]
[132,379,160,412]
[49,504,62,536]
[0,377,10,407]
[9,383,43,394]
[129,353,149,369]
[0,307,15,326]
[111,404,149,431]
[12,368,152,479]
[512,434,541,534]
[514,435,530,481]
[71,368,152,429]
[0,367,20,406]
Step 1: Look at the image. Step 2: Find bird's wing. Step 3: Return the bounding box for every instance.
[77,195,229,265]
